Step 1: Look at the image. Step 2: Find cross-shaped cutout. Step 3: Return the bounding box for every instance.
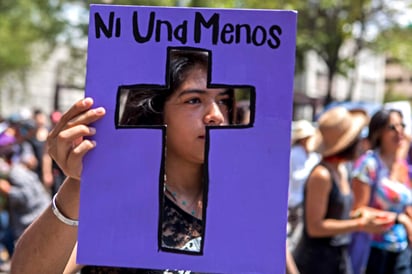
[115,47,255,255]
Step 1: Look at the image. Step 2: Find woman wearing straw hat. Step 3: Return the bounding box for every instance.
[293,107,394,274]
[352,109,412,274]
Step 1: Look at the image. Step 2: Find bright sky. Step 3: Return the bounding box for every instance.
[391,0,412,26]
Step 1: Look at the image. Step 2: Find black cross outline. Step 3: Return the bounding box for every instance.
[115,46,255,255]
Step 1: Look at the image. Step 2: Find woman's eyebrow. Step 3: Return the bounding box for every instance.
[177,89,206,97]
[219,89,232,96]
[177,88,230,97]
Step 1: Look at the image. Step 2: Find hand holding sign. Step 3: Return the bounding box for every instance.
[47,97,105,180]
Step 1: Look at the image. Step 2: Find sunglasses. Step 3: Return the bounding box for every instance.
[387,123,406,131]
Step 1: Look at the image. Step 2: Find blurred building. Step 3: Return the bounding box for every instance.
[385,59,412,98]
[0,42,396,123]
[0,46,85,118]
[293,47,386,121]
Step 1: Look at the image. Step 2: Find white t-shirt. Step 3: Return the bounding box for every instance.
[288,145,320,208]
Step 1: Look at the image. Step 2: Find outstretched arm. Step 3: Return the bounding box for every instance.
[11,177,80,273]
[11,98,105,273]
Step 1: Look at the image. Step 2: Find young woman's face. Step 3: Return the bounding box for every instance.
[380,112,405,152]
[163,65,230,165]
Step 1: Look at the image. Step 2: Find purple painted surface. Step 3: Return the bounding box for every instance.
[79,5,296,273]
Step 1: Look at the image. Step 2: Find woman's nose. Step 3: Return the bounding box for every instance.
[203,102,225,126]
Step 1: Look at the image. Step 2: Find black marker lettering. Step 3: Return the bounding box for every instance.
[155,19,173,42]
[268,25,282,49]
[133,11,155,43]
[174,21,188,44]
[235,24,252,44]
[221,23,234,44]
[252,25,266,46]
[194,12,219,44]
[115,18,121,37]
[95,12,120,38]
[94,10,283,50]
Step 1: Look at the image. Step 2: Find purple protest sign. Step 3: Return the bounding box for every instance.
[79,4,296,273]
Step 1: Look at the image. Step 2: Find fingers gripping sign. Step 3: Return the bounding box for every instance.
[47,98,106,180]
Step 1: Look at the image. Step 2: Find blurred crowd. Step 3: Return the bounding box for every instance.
[3,103,412,274]
[287,106,412,274]
[0,109,65,272]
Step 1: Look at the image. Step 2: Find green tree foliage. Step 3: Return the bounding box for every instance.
[221,0,412,106]
[2,0,411,108]
[373,25,412,71]
[279,0,403,105]
[0,0,66,77]
[384,89,410,103]
[187,0,410,105]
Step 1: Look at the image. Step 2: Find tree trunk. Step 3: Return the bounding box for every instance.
[324,69,335,106]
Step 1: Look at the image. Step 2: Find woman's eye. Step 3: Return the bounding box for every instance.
[185,98,201,104]
[217,98,230,106]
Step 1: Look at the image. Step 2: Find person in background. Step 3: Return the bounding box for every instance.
[399,128,412,181]
[0,123,13,272]
[293,107,393,274]
[287,120,320,251]
[352,108,412,274]
[0,128,50,253]
[29,109,50,183]
[286,246,300,274]
[6,114,38,171]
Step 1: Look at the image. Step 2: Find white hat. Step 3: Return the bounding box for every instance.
[291,120,316,144]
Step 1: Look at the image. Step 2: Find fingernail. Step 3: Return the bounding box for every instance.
[91,140,97,147]
[83,97,93,106]
[89,127,96,134]
[94,107,105,114]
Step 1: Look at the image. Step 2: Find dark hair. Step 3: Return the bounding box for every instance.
[332,136,361,160]
[368,109,403,149]
[32,108,44,116]
[119,49,235,126]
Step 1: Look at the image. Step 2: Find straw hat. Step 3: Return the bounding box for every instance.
[291,120,316,143]
[315,107,368,157]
